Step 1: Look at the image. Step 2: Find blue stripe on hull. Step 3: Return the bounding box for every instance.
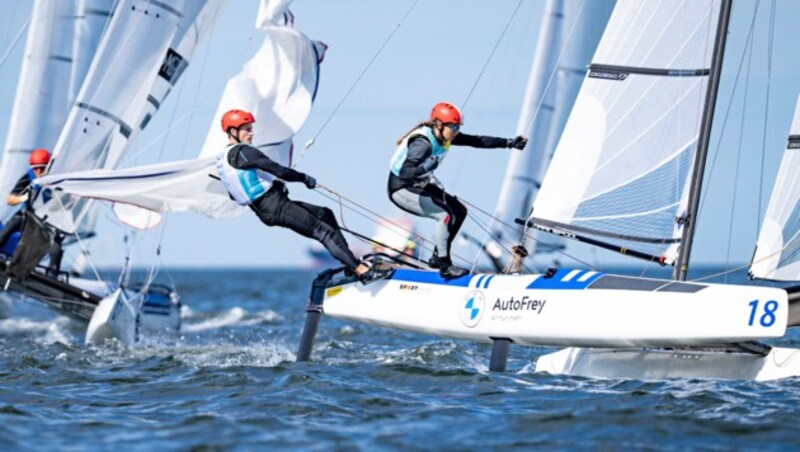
[390,269,473,287]
[527,269,603,290]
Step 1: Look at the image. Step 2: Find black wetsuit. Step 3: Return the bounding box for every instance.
[0,172,34,249]
[227,144,360,270]
[387,132,510,257]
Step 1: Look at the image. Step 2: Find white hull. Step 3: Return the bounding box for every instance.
[68,276,180,333]
[535,346,800,381]
[85,289,137,345]
[85,284,180,345]
[0,293,11,319]
[323,269,788,348]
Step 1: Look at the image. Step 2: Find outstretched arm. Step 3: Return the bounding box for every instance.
[452,133,527,150]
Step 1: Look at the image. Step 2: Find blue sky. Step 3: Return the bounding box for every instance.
[1,0,799,273]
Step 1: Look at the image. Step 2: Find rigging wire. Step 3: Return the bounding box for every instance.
[463,205,535,274]
[698,1,760,215]
[457,197,600,271]
[757,0,776,224]
[723,22,756,283]
[315,178,599,273]
[314,184,439,261]
[0,12,30,71]
[295,0,421,167]
[314,183,493,269]
[520,0,588,135]
[460,0,524,110]
[1,0,21,48]
[51,195,105,285]
[121,110,197,164]
[458,0,591,268]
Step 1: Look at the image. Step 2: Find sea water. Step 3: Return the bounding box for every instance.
[1,267,799,449]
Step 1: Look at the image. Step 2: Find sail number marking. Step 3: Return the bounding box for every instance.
[747,299,778,327]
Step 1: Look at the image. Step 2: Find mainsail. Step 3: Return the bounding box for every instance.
[0,0,111,220]
[38,0,226,234]
[493,0,614,256]
[750,95,800,281]
[36,0,327,230]
[529,0,723,263]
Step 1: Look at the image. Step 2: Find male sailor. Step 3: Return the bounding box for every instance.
[388,102,527,278]
[0,148,50,250]
[217,109,390,283]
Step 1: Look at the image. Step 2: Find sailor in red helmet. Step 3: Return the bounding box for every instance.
[388,102,527,278]
[217,109,389,283]
[0,148,52,254]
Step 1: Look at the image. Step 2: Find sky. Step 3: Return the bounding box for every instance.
[0,0,799,274]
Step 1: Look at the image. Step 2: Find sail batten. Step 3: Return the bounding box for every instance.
[589,64,710,78]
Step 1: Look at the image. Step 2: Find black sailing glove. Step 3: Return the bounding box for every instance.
[507,135,528,150]
[303,174,317,189]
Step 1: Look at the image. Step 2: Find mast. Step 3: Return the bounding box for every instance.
[673,0,734,281]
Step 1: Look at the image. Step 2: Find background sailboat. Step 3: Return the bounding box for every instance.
[492,0,614,269]
[750,96,800,281]
[0,0,112,318]
[0,0,227,331]
[29,0,327,343]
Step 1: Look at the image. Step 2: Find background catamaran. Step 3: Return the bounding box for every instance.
[0,0,326,343]
[30,0,327,344]
[0,0,112,319]
[0,0,225,333]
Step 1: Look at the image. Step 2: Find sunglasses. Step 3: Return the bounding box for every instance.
[445,123,461,132]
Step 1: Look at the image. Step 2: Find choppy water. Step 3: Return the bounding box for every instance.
[1,267,800,450]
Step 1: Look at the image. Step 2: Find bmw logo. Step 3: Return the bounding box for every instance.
[460,290,485,328]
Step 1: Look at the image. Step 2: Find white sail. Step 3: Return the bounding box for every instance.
[493,0,615,256]
[0,0,111,220]
[38,157,239,229]
[49,0,185,177]
[72,0,225,237]
[750,95,800,280]
[530,0,722,261]
[37,1,326,230]
[40,0,190,233]
[198,5,327,165]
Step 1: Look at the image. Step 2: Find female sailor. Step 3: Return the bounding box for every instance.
[218,109,389,284]
[388,102,527,278]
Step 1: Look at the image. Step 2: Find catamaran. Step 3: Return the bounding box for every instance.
[0,0,232,340]
[28,0,327,344]
[290,0,800,381]
[0,0,113,319]
[25,0,800,381]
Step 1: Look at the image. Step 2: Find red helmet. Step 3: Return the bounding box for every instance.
[221,109,255,132]
[430,102,463,125]
[29,148,51,167]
